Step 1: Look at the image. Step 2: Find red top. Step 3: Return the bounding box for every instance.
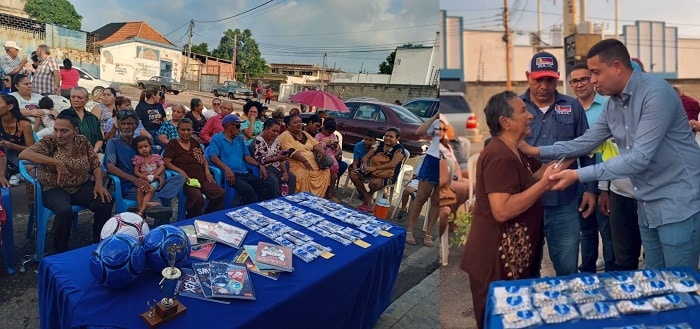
[680,94,700,121]
[60,68,79,89]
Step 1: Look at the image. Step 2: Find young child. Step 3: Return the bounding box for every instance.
[315,119,341,202]
[35,96,58,139]
[131,136,165,218]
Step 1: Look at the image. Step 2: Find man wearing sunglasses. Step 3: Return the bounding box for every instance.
[520,52,597,277]
[205,114,275,206]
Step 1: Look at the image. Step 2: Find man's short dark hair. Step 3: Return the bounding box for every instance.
[364,130,378,139]
[307,114,322,124]
[569,63,589,74]
[38,96,53,110]
[586,39,633,70]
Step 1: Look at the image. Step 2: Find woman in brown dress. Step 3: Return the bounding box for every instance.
[163,118,225,218]
[460,91,559,328]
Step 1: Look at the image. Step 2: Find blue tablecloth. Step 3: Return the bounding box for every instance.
[39,199,406,329]
[485,268,700,328]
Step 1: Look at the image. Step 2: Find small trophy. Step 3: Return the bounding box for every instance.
[140,240,187,328]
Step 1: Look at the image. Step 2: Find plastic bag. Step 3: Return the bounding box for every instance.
[608,283,643,300]
[532,278,569,292]
[649,293,694,311]
[571,289,607,304]
[570,275,601,291]
[501,309,543,329]
[578,301,620,320]
[537,304,580,324]
[616,299,655,314]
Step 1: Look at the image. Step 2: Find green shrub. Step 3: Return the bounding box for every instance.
[450,210,472,248]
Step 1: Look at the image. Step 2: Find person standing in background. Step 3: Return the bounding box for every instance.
[32,45,60,95]
[568,63,615,273]
[59,59,79,99]
[1,41,27,90]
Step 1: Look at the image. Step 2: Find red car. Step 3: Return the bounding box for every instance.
[302,99,431,156]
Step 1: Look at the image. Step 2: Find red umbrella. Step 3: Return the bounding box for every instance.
[289,90,349,112]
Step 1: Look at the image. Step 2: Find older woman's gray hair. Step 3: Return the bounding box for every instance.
[484,90,519,137]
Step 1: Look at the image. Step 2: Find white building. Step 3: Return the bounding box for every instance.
[93,22,182,83]
[330,46,439,86]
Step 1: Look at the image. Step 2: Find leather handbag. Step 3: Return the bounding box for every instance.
[369,152,394,179]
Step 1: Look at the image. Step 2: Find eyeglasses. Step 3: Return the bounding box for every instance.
[212,102,221,106]
[436,128,447,131]
[568,77,591,86]
[229,123,241,128]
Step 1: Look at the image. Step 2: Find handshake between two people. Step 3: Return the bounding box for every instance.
[518,140,581,192]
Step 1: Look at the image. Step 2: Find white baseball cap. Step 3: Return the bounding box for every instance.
[4,41,21,50]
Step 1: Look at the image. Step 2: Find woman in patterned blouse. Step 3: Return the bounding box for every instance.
[19,110,113,252]
[250,118,295,197]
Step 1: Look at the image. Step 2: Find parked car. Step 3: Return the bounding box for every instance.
[301,99,431,156]
[403,93,482,143]
[211,80,254,100]
[60,65,111,98]
[136,76,185,95]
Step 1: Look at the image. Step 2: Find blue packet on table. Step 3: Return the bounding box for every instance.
[608,283,643,300]
[578,301,620,320]
[532,278,569,293]
[501,309,542,329]
[571,288,607,304]
[570,274,601,291]
[603,272,634,286]
[632,269,662,282]
[671,278,699,293]
[616,299,655,314]
[532,290,570,307]
[494,293,531,314]
[537,303,580,324]
[646,323,693,329]
[649,293,694,311]
[640,279,672,297]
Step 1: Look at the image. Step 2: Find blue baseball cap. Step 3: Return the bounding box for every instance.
[222,114,243,126]
[529,52,560,79]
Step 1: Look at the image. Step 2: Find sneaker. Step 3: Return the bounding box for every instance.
[596,258,605,271]
[396,209,408,221]
[9,174,20,186]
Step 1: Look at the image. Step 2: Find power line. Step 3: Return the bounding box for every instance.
[194,0,276,23]
[164,22,189,37]
[255,23,437,38]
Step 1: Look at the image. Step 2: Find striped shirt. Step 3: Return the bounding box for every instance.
[67,108,104,148]
[32,56,59,95]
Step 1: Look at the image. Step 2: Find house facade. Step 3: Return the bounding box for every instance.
[93,22,182,84]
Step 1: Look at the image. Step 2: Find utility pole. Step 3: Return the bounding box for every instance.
[232,34,238,81]
[503,0,512,90]
[321,52,327,91]
[184,19,194,84]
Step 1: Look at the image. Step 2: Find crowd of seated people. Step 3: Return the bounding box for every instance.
[2,91,415,257]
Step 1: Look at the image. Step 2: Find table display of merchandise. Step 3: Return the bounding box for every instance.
[485,267,700,328]
[38,193,406,329]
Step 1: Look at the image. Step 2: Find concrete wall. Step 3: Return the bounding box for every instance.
[327,83,438,104]
[332,72,390,84]
[0,15,100,77]
[100,42,182,83]
[391,47,438,85]
[463,29,565,82]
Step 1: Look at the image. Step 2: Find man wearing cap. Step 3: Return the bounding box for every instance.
[1,41,27,84]
[205,114,276,206]
[521,52,596,276]
[523,39,700,270]
[104,109,186,225]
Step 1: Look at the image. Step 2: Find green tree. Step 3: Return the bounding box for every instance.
[379,43,420,74]
[25,0,82,30]
[188,42,210,56]
[211,29,268,80]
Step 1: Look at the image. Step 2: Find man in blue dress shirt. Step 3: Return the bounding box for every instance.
[523,39,700,269]
[521,52,598,276]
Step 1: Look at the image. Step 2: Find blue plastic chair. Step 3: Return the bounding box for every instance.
[174,166,223,221]
[207,163,260,207]
[1,187,15,274]
[19,160,86,263]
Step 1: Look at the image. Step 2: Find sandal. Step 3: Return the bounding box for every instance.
[406,232,416,245]
[424,235,434,247]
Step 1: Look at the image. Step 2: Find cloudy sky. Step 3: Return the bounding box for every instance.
[71,0,438,73]
[440,0,700,45]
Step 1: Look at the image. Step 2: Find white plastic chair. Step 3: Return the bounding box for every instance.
[351,148,410,205]
[467,153,480,209]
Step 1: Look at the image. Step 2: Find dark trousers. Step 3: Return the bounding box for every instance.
[337,159,348,178]
[43,182,115,252]
[229,173,275,205]
[609,191,642,270]
[183,181,225,218]
[579,201,616,273]
[468,274,487,329]
[265,165,296,197]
